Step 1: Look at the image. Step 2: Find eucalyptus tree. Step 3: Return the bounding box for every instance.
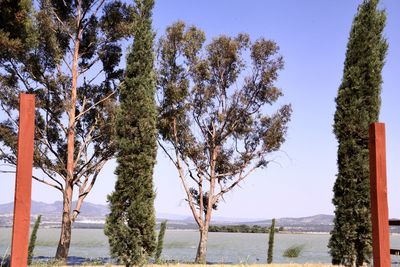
[0,0,135,260]
[157,21,292,263]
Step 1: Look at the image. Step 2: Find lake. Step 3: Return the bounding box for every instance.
[1,228,400,264]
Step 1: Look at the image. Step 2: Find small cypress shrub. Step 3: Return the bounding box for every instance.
[267,218,275,264]
[28,215,42,265]
[155,221,167,263]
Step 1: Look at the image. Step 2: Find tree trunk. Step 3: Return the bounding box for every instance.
[55,183,73,261]
[195,227,209,264]
[55,20,81,261]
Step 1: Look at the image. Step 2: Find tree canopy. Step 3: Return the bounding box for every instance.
[0,0,136,260]
[157,21,291,263]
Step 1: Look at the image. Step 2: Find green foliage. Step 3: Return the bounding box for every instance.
[267,218,275,264]
[0,0,135,260]
[28,215,42,265]
[329,1,387,266]
[157,21,291,263]
[283,244,305,258]
[0,0,137,259]
[155,221,167,263]
[208,224,277,233]
[104,0,157,266]
[0,0,36,56]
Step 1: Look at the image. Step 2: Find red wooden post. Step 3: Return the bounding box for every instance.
[10,94,35,267]
[369,122,390,267]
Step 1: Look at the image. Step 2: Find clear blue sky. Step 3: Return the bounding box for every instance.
[1,0,399,220]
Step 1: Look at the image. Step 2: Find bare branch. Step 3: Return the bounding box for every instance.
[32,175,63,192]
[9,60,32,92]
[37,128,66,167]
[51,9,75,40]
[158,140,178,168]
[0,170,16,174]
[87,69,104,84]
[172,119,203,227]
[36,161,65,189]
[74,117,98,167]
[0,101,18,128]
[72,161,105,221]
[79,57,101,74]
[215,165,258,200]
[75,91,116,120]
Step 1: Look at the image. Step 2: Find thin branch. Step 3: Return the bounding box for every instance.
[9,60,31,91]
[87,69,104,84]
[37,128,66,167]
[157,140,178,168]
[62,58,73,73]
[0,170,16,174]
[172,119,203,227]
[36,162,64,189]
[75,152,96,177]
[75,91,116,120]
[74,117,98,167]
[0,102,18,128]
[32,175,63,192]
[215,164,258,200]
[51,9,75,40]
[79,57,101,75]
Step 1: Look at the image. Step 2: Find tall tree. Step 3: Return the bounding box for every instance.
[0,0,135,260]
[328,1,387,266]
[267,218,275,264]
[104,0,157,265]
[157,21,291,263]
[155,220,167,264]
[28,215,42,265]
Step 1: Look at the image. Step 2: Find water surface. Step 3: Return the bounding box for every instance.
[1,228,400,264]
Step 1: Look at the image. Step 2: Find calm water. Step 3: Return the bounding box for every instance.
[2,228,400,264]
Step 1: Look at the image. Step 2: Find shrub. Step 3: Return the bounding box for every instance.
[283,244,305,258]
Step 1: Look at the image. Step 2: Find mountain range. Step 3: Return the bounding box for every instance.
[0,201,334,232]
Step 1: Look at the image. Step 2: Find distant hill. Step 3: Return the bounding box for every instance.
[0,201,108,228]
[0,201,335,232]
[0,201,109,216]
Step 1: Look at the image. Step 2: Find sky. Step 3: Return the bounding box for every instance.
[1,0,400,220]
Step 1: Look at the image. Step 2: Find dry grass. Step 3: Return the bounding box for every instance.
[52,264,341,267]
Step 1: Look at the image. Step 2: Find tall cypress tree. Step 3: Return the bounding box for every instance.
[328,1,387,266]
[267,218,276,264]
[104,0,157,265]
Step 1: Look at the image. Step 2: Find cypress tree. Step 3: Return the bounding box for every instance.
[28,215,42,265]
[267,218,275,264]
[328,1,387,266]
[104,0,157,266]
[155,220,167,263]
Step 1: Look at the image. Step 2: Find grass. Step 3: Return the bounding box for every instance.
[31,265,341,267]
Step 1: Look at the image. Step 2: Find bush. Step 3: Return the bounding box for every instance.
[283,244,305,258]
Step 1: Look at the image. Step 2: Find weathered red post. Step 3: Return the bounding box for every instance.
[10,93,35,267]
[369,122,390,267]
